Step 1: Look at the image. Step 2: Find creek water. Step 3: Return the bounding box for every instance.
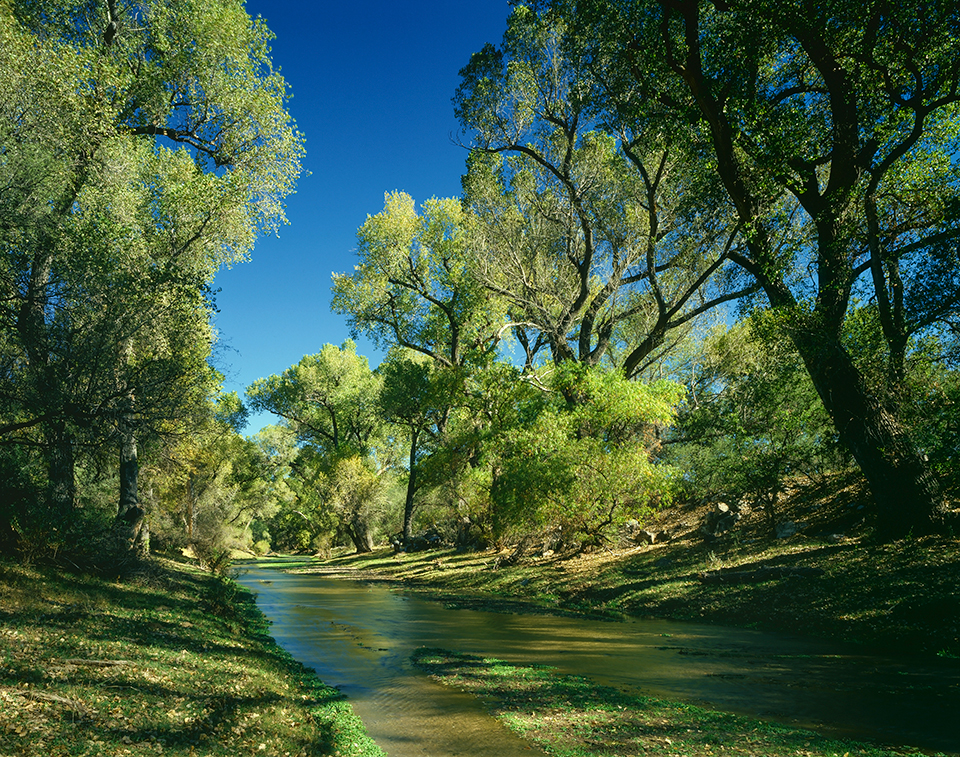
[236,562,960,757]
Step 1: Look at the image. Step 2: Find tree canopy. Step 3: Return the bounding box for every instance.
[0,0,303,561]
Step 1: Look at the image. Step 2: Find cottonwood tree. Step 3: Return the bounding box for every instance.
[148,395,284,569]
[546,0,960,539]
[489,361,683,547]
[668,317,839,534]
[455,5,751,377]
[377,351,463,546]
[332,194,505,545]
[247,342,393,552]
[332,192,499,369]
[0,0,303,555]
[247,342,385,460]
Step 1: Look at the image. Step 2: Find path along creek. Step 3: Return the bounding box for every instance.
[237,562,960,757]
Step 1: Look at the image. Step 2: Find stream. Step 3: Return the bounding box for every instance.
[236,562,960,757]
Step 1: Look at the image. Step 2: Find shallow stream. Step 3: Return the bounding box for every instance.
[237,562,960,757]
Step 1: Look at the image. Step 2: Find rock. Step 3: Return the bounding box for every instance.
[775,521,798,539]
[637,529,660,545]
[701,503,741,538]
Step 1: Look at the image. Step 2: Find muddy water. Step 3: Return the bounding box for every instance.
[237,563,960,757]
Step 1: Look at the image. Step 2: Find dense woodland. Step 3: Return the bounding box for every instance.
[3,0,960,570]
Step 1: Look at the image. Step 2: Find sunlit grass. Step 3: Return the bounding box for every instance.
[413,648,947,757]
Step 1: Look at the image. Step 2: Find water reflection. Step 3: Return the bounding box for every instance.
[237,562,960,756]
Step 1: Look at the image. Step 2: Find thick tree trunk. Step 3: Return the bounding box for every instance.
[113,426,147,558]
[44,421,76,525]
[794,333,948,540]
[347,517,375,553]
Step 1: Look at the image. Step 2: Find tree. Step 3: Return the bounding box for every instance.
[326,454,391,553]
[146,393,285,568]
[331,192,498,369]
[247,343,394,553]
[489,361,683,547]
[552,0,960,538]
[669,317,839,534]
[378,352,463,545]
[0,0,303,555]
[247,342,385,459]
[455,5,752,376]
[333,193,506,547]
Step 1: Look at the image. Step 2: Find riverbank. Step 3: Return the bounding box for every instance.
[317,484,960,659]
[281,491,960,757]
[0,557,383,757]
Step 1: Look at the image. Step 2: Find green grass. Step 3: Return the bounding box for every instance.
[412,648,948,757]
[0,558,383,757]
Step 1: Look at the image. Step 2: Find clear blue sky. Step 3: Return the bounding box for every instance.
[213,2,512,433]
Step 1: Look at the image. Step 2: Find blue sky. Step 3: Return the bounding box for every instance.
[213,2,512,433]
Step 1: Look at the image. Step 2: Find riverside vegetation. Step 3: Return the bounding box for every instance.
[2,479,957,757]
[3,2,960,755]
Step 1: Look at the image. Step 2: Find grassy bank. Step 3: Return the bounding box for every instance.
[412,648,929,757]
[0,557,383,757]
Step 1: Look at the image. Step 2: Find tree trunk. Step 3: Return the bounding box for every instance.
[794,333,948,540]
[347,517,375,553]
[113,425,147,558]
[402,428,420,546]
[44,421,76,526]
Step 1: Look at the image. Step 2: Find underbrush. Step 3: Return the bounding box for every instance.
[0,557,383,757]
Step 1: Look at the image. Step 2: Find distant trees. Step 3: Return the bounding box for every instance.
[247,343,395,553]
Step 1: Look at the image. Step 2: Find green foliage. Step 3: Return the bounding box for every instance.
[378,351,466,542]
[456,5,746,375]
[246,343,400,553]
[537,0,960,537]
[668,316,839,527]
[247,341,384,458]
[147,399,288,565]
[0,0,303,557]
[332,193,497,368]
[489,362,682,545]
[326,454,393,553]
